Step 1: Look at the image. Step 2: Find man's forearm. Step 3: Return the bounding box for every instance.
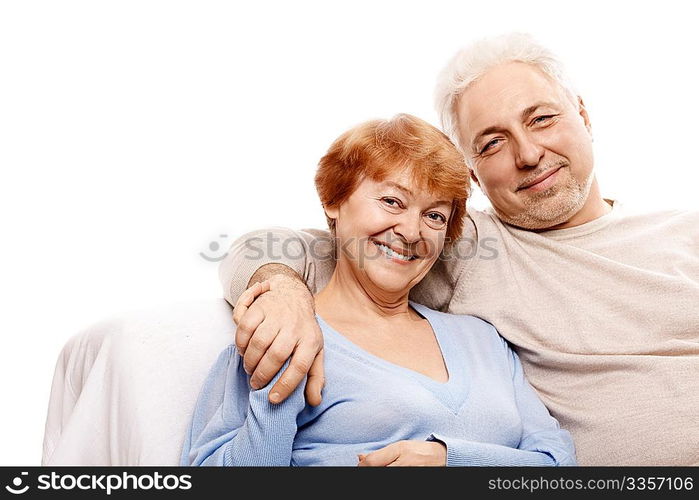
[248,263,309,292]
[219,228,312,306]
[219,227,334,307]
[225,231,328,406]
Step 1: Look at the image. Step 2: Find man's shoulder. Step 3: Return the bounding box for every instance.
[466,206,500,226]
[444,208,504,259]
[299,228,332,238]
[462,206,513,240]
[617,206,699,231]
[621,206,699,219]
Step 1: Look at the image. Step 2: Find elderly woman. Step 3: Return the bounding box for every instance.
[181,114,576,466]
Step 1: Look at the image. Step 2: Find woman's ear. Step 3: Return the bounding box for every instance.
[324,204,339,220]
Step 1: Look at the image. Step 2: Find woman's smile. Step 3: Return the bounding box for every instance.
[370,239,419,263]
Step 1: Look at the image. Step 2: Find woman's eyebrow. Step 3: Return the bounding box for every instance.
[381,181,451,207]
[382,181,414,197]
[431,200,452,207]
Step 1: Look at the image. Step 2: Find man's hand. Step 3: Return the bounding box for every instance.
[357,441,447,466]
[232,273,324,406]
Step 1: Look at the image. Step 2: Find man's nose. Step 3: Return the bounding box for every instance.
[513,132,545,169]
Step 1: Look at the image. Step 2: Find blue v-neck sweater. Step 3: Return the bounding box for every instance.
[181,302,576,466]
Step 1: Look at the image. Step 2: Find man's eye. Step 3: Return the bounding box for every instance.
[532,114,555,125]
[480,139,501,154]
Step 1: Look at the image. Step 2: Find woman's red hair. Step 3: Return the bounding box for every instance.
[315,113,470,244]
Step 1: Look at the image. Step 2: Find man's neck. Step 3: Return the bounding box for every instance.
[542,179,612,231]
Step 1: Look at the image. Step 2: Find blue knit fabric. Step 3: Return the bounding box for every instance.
[181,302,576,466]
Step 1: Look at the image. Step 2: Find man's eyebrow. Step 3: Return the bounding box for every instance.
[520,101,558,120]
[470,101,560,151]
[471,125,503,152]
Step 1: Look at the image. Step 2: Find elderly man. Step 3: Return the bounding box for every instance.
[220,33,699,466]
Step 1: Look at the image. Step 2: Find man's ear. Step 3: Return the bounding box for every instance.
[578,96,592,135]
[469,168,480,188]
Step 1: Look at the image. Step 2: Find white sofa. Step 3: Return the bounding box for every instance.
[42,299,235,465]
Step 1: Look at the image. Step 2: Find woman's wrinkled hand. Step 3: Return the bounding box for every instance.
[357,440,447,466]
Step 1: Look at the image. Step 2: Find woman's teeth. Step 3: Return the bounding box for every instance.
[374,242,415,261]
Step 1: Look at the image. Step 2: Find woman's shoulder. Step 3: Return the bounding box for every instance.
[410,301,494,329]
[410,302,509,349]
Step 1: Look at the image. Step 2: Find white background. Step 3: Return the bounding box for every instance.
[1,0,697,465]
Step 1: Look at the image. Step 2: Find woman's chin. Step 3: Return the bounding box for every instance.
[365,269,417,296]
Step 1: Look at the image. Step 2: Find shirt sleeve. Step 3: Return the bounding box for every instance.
[180,346,307,466]
[429,344,577,466]
[218,227,335,307]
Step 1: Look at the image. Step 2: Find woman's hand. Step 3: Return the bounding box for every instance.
[233,271,324,406]
[357,440,447,466]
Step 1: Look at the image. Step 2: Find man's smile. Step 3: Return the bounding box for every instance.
[517,166,564,192]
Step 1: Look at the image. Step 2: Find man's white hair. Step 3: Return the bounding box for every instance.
[434,32,578,160]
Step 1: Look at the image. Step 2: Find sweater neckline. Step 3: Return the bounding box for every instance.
[316,302,469,414]
[485,199,621,240]
[536,199,620,240]
[315,302,452,386]
[315,302,469,414]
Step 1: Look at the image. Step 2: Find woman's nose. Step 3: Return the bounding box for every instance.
[394,213,422,244]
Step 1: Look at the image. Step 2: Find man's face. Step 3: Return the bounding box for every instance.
[456,62,595,229]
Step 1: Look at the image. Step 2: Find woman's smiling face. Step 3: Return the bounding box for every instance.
[325,168,453,296]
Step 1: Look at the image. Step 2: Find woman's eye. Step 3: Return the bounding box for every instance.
[426,212,447,224]
[382,197,402,208]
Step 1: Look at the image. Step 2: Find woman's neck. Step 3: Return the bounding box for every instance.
[314,261,416,324]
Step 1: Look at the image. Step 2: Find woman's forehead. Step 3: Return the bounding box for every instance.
[360,173,455,206]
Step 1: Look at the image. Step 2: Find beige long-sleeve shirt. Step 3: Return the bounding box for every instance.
[219,202,699,465]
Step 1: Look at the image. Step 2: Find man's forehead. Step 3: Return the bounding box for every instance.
[456,62,567,138]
